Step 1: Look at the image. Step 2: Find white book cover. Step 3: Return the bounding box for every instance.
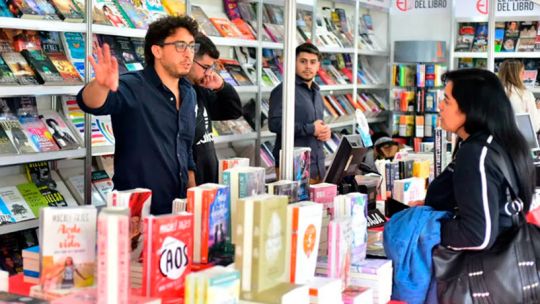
[286,202,323,284]
[346,193,368,265]
[66,174,106,206]
[306,277,342,304]
[327,217,352,289]
[39,206,97,291]
[0,186,36,222]
[97,208,130,304]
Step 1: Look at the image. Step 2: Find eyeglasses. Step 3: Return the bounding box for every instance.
[158,41,200,53]
[194,60,216,74]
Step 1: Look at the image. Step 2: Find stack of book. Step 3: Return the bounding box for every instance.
[348,259,393,304]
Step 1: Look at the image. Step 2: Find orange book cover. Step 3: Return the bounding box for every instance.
[231,18,256,40]
[209,17,243,38]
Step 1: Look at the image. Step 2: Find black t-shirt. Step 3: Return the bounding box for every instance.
[192,82,242,185]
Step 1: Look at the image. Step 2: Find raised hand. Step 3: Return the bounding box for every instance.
[88,43,119,92]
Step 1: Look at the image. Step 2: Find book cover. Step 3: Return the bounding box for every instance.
[0,125,17,154]
[94,0,131,28]
[97,208,130,304]
[0,186,36,222]
[0,119,38,153]
[49,0,83,21]
[292,147,310,201]
[20,117,60,152]
[108,188,152,263]
[16,182,50,218]
[161,0,185,16]
[113,36,144,71]
[231,18,256,40]
[143,0,167,22]
[327,217,352,289]
[0,56,18,85]
[309,183,337,257]
[286,201,323,284]
[91,170,113,202]
[1,52,39,85]
[185,266,240,304]
[39,206,97,290]
[218,157,249,184]
[346,192,368,265]
[60,32,86,79]
[190,5,221,37]
[187,184,230,264]
[47,53,83,84]
[225,62,253,86]
[267,180,299,204]
[6,0,42,18]
[454,23,475,52]
[142,213,193,303]
[210,17,243,38]
[39,110,79,150]
[115,0,149,29]
[235,194,288,297]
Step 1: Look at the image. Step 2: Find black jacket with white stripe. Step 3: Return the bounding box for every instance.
[425,131,516,250]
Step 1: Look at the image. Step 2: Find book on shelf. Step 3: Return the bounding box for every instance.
[218,157,249,184]
[1,52,39,85]
[0,119,39,153]
[503,21,520,52]
[48,0,83,22]
[38,110,80,150]
[19,116,59,152]
[113,36,144,71]
[454,23,475,52]
[94,0,132,28]
[116,0,150,29]
[39,206,97,291]
[161,0,185,16]
[210,17,244,39]
[0,185,36,223]
[191,5,221,37]
[60,32,87,79]
[221,59,253,86]
[471,23,488,52]
[143,0,167,22]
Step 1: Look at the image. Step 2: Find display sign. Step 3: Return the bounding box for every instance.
[455,0,540,19]
[390,0,450,14]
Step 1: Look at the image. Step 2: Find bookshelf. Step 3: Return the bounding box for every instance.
[0,0,393,234]
[449,1,540,96]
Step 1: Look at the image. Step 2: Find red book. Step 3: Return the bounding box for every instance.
[142,213,193,303]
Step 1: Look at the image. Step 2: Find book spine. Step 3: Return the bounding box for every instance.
[289,206,299,283]
[97,208,130,304]
[201,190,211,264]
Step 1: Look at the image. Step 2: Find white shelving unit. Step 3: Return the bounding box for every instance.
[0,149,86,167]
[0,85,83,97]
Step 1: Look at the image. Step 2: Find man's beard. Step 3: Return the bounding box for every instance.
[297,74,314,82]
[163,63,188,79]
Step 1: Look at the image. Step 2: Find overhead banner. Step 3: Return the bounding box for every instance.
[390,0,450,14]
[455,0,540,19]
[496,0,540,17]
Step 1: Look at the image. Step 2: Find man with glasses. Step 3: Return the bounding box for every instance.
[76,16,199,215]
[186,34,242,185]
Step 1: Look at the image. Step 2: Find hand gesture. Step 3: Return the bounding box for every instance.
[314,120,331,141]
[88,43,119,92]
[199,72,224,90]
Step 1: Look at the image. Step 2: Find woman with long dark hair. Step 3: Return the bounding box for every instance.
[425,68,535,249]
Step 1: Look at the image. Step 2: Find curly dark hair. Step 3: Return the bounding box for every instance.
[144,15,199,67]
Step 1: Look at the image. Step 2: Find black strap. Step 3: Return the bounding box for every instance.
[489,143,525,223]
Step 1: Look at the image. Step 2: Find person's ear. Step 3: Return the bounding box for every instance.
[151,45,162,61]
